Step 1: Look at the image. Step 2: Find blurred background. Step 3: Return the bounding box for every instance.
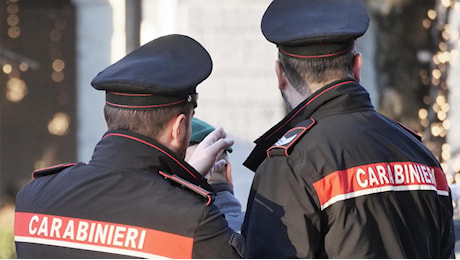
[0,0,460,258]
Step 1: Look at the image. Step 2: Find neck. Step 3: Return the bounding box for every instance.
[307,77,345,94]
[288,81,326,109]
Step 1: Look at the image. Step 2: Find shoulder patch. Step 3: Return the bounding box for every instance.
[158,171,215,206]
[32,163,79,179]
[267,118,316,157]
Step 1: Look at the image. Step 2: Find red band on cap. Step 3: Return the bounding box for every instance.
[105,92,197,109]
[109,92,153,97]
[106,99,188,109]
[279,42,355,59]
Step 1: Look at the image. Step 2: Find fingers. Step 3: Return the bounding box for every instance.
[214,159,227,173]
[200,127,226,145]
[208,159,232,184]
[200,127,234,156]
[208,138,234,157]
[186,127,233,177]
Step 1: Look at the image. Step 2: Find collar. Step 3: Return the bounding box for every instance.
[244,78,374,171]
[90,129,213,191]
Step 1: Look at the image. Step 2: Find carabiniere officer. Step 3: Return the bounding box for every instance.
[242,0,455,258]
[14,34,245,259]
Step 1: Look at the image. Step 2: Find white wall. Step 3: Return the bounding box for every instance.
[447,4,460,178]
[72,0,128,163]
[72,0,381,207]
[140,0,284,206]
[72,0,112,163]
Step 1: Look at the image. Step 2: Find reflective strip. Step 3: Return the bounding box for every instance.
[313,161,449,210]
[14,212,193,259]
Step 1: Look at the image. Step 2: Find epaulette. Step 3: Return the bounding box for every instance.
[389,118,422,142]
[32,163,80,179]
[158,171,215,206]
[267,118,315,157]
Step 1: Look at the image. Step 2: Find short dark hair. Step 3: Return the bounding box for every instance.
[104,102,194,139]
[278,48,356,94]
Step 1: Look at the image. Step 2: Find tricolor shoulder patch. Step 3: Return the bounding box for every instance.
[32,163,79,179]
[267,118,315,157]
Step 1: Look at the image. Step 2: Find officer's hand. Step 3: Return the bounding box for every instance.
[208,159,233,185]
[186,127,234,176]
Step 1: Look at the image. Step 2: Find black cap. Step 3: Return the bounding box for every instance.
[261,0,369,59]
[91,34,212,109]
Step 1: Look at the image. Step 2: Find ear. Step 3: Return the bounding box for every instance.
[275,60,289,90]
[170,113,187,148]
[353,53,362,82]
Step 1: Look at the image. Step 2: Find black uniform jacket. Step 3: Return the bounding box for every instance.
[242,79,455,258]
[15,130,244,258]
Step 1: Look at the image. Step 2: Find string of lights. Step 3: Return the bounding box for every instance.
[421,0,458,180]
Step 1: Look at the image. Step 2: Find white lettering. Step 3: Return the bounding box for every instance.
[62,220,75,240]
[368,167,379,186]
[76,221,89,241]
[50,217,62,238]
[23,214,152,251]
[376,165,389,185]
[404,164,409,183]
[113,226,126,247]
[409,164,420,183]
[29,215,39,235]
[429,167,436,185]
[416,165,426,183]
[138,230,146,250]
[387,165,395,184]
[421,166,431,184]
[94,223,108,244]
[88,222,96,243]
[37,216,48,236]
[394,165,404,184]
[124,228,138,248]
[107,225,115,245]
[357,168,368,187]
